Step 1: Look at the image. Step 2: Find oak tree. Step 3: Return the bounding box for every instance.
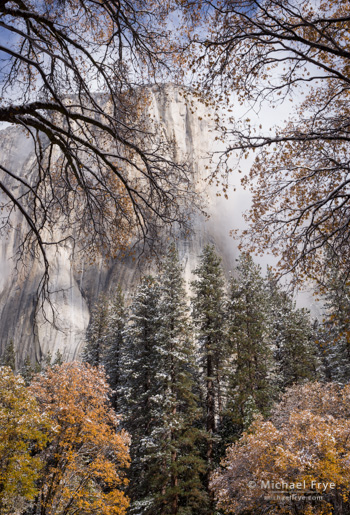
[189,0,350,282]
[29,362,130,515]
[211,382,350,515]
[0,0,197,303]
[0,367,48,514]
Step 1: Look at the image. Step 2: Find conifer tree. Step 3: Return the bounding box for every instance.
[266,271,319,389]
[317,261,350,383]
[191,245,227,476]
[225,254,275,437]
[21,356,41,386]
[52,349,64,367]
[121,275,162,514]
[104,287,127,410]
[154,244,208,514]
[40,351,53,372]
[123,248,209,514]
[82,294,110,367]
[21,357,35,386]
[0,340,16,371]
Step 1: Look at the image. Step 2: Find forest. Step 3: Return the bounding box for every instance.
[1,0,350,514]
[2,244,350,514]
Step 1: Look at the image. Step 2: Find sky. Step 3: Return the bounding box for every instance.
[0,3,323,316]
[202,82,323,316]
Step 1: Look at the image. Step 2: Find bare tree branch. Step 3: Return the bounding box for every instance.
[0,0,198,309]
[187,0,350,283]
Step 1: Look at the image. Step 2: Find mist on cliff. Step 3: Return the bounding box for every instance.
[204,87,322,317]
[0,83,322,364]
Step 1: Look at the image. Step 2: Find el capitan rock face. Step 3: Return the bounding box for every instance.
[0,85,236,366]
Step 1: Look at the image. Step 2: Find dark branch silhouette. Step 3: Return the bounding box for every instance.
[0,0,197,310]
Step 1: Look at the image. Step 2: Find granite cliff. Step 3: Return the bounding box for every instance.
[0,85,236,366]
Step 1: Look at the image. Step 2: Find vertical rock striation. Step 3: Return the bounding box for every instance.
[0,85,235,365]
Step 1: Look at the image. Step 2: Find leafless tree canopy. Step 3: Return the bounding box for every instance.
[0,0,196,302]
[189,0,350,283]
[4,0,348,294]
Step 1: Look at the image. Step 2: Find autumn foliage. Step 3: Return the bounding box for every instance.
[0,0,198,306]
[0,363,130,515]
[29,362,130,515]
[186,0,350,282]
[0,367,48,514]
[211,382,350,515]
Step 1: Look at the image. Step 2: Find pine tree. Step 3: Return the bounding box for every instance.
[123,247,209,514]
[82,294,110,367]
[121,275,162,514]
[103,287,127,410]
[191,245,227,478]
[21,356,41,385]
[224,254,275,438]
[266,271,319,389]
[153,244,208,514]
[41,351,53,372]
[317,260,350,383]
[0,340,16,370]
[21,357,35,386]
[52,349,64,366]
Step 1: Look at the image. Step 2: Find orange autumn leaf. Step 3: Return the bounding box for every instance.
[30,362,130,515]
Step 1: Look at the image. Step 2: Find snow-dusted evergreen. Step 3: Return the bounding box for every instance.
[122,246,209,514]
[0,340,15,371]
[155,244,208,514]
[266,270,319,388]
[191,244,227,478]
[120,275,161,514]
[225,254,276,436]
[317,260,350,383]
[79,244,332,515]
[82,294,110,367]
[82,289,127,407]
[103,287,127,410]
